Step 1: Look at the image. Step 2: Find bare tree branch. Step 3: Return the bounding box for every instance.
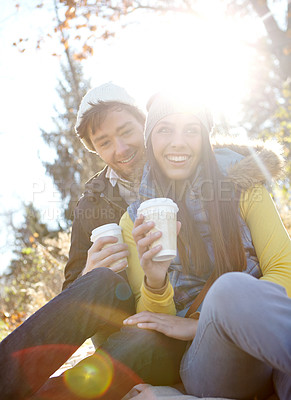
[53,0,82,105]
[250,0,291,80]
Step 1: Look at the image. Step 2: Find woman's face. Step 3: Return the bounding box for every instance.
[151,113,203,181]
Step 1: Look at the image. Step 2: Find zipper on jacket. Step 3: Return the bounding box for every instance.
[100,192,127,214]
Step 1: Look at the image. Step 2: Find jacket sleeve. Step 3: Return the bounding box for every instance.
[120,212,176,314]
[240,185,291,297]
[62,197,93,290]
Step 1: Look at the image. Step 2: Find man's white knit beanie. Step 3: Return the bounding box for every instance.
[75,82,137,133]
[144,92,214,145]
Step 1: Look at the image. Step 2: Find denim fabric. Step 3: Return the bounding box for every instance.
[32,327,187,400]
[100,326,187,386]
[180,273,291,400]
[0,268,135,399]
[0,268,187,400]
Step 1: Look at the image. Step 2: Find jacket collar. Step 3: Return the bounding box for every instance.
[212,138,284,190]
[84,166,128,211]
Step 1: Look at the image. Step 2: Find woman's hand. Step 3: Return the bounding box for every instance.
[132,215,180,289]
[123,311,198,341]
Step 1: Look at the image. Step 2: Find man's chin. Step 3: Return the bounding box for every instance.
[121,170,138,182]
[118,165,143,183]
[119,161,145,182]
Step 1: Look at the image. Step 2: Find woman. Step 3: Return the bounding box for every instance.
[121,93,291,399]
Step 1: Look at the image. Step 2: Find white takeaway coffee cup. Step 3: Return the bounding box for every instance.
[137,198,179,262]
[90,223,127,271]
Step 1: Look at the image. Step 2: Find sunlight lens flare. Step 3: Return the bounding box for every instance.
[108,6,264,125]
[115,281,132,301]
[81,302,131,327]
[64,350,113,398]
[12,344,79,393]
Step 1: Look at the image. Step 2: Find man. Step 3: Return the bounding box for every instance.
[63,82,146,289]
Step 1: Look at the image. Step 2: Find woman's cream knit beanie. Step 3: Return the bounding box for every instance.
[144,92,214,145]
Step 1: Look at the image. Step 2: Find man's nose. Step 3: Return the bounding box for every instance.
[115,138,129,156]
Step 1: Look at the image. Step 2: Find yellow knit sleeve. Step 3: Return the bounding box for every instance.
[240,185,291,297]
[119,211,176,314]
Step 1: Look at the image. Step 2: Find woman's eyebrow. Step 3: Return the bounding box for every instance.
[184,123,201,127]
[155,121,173,127]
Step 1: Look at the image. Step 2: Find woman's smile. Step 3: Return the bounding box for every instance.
[165,153,191,164]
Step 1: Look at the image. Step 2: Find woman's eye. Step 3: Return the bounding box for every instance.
[186,128,200,135]
[158,127,171,134]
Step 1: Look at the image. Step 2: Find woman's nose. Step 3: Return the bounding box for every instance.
[170,130,185,147]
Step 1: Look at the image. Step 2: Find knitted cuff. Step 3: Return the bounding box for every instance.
[144,274,169,295]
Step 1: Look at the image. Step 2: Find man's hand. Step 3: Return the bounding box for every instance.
[132,215,181,289]
[82,236,129,275]
[123,311,198,341]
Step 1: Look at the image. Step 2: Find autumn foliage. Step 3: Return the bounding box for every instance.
[0,231,70,340]
[13,1,291,73]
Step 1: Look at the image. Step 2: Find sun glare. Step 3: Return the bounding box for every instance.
[89,1,263,124]
[148,11,260,121]
[89,4,264,126]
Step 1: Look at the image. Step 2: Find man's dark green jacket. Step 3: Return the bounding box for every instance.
[62,166,127,290]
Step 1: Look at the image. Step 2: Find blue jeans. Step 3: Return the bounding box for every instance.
[0,268,186,400]
[180,272,291,400]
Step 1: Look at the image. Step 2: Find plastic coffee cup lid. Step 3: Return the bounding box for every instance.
[91,223,122,241]
[137,198,179,213]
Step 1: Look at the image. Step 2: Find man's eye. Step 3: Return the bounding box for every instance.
[100,141,110,147]
[121,130,132,136]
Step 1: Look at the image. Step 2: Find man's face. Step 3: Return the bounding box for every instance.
[89,109,145,181]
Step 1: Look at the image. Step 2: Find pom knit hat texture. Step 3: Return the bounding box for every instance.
[75,82,137,132]
[144,93,214,145]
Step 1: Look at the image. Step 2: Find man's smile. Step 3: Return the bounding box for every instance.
[118,151,137,164]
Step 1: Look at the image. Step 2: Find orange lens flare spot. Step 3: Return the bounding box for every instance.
[64,350,113,398]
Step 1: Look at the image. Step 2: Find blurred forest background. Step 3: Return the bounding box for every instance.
[1,0,291,340]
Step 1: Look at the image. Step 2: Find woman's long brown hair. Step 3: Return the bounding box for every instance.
[147,126,246,278]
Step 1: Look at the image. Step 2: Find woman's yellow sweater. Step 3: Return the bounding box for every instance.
[120,185,291,314]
